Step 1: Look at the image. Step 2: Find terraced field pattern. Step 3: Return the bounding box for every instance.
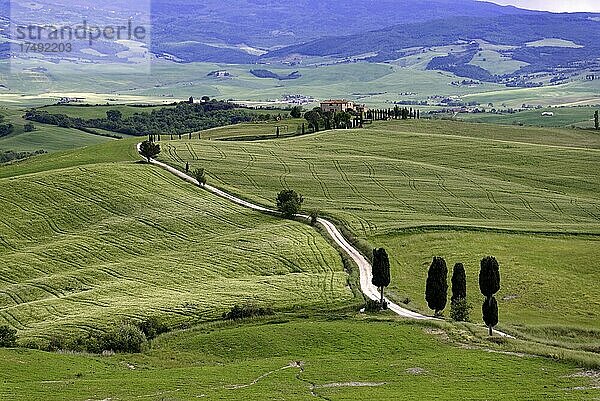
[159,119,600,333]
[0,145,351,342]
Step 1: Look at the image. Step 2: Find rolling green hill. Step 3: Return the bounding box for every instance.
[0,142,351,343]
[2,318,598,400]
[455,107,599,129]
[159,119,600,337]
[0,109,118,154]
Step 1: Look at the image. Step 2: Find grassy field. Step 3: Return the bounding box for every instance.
[200,119,306,140]
[8,59,598,109]
[1,318,598,401]
[158,119,600,337]
[0,142,351,343]
[160,120,600,234]
[0,108,119,153]
[456,107,599,129]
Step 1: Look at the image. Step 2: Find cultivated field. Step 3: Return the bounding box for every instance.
[0,143,351,343]
[6,59,599,109]
[199,119,306,140]
[2,318,598,400]
[159,119,600,337]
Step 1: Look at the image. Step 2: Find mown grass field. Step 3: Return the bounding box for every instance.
[2,318,598,401]
[200,119,306,140]
[0,142,351,343]
[159,119,600,337]
[161,120,600,234]
[0,108,117,153]
[456,106,599,129]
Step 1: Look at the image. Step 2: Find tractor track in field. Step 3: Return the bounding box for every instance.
[138,143,518,337]
[137,143,429,321]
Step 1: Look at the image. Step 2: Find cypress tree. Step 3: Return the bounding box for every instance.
[479,256,501,335]
[425,256,448,315]
[372,248,391,307]
[482,296,498,331]
[450,263,469,321]
[451,263,467,302]
[595,110,599,130]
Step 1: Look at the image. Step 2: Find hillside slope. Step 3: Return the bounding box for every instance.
[0,141,351,342]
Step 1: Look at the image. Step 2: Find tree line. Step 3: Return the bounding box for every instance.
[25,100,263,136]
[303,106,421,133]
[425,256,501,335]
[0,115,14,138]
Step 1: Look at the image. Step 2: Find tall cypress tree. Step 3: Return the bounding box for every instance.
[595,110,599,130]
[479,256,501,335]
[450,263,469,321]
[372,248,391,307]
[425,256,448,315]
[451,263,467,302]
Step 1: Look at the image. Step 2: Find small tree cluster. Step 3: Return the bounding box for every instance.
[276,189,304,218]
[223,304,274,320]
[290,106,303,118]
[0,325,17,347]
[304,107,362,131]
[424,256,501,331]
[139,140,160,162]
[44,317,168,354]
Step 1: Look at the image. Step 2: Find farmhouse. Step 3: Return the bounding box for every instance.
[541,112,554,117]
[320,99,367,114]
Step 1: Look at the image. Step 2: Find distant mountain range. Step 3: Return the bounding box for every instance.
[1,0,599,82]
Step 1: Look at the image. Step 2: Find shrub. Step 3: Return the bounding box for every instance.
[309,209,319,226]
[101,323,147,353]
[138,316,169,340]
[450,297,471,322]
[192,168,207,186]
[223,304,274,321]
[0,325,17,347]
[364,298,388,312]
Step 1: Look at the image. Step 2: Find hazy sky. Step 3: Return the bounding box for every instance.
[480,0,600,12]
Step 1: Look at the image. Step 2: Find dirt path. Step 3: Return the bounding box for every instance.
[138,143,514,336]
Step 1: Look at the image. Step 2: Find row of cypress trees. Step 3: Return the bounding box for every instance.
[425,256,501,335]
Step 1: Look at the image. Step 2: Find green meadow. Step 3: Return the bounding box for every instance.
[1,318,598,401]
[1,110,599,400]
[456,106,599,129]
[0,108,117,153]
[0,142,351,344]
[159,119,600,338]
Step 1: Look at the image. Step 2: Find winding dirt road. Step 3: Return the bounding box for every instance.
[139,143,514,336]
[138,143,430,320]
